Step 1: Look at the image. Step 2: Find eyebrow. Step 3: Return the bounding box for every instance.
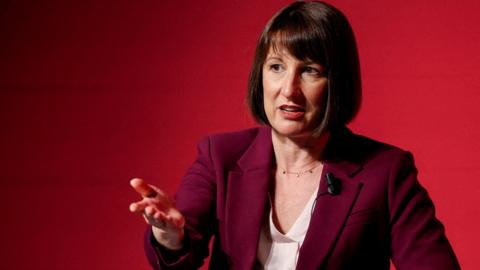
[302,59,321,66]
[265,56,283,62]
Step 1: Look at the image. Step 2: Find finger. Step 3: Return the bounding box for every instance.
[129,201,148,213]
[129,202,139,212]
[153,211,164,220]
[153,211,169,228]
[143,207,168,228]
[130,178,157,198]
[166,210,185,228]
[129,197,158,213]
[130,197,172,214]
[145,205,156,216]
[146,216,166,228]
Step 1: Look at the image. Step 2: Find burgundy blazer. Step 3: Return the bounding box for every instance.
[144,126,460,269]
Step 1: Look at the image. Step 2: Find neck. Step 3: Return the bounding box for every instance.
[271,129,330,172]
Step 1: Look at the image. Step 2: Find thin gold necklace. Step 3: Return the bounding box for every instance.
[278,162,321,178]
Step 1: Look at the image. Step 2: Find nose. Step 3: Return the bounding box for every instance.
[281,70,301,98]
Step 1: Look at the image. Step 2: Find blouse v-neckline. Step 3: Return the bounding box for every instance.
[256,186,319,269]
[270,185,319,241]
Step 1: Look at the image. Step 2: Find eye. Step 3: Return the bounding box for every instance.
[269,63,283,72]
[303,66,321,76]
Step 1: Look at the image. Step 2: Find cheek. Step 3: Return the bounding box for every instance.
[262,69,283,96]
[262,84,276,120]
[262,90,274,113]
[306,82,328,109]
[262,77,276,104]
[262,75,273,95]
[312,91,325,105]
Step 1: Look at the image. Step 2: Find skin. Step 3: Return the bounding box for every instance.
[129,178,184,250]
[129,46,330,247]
[262,46,330,233]
[262,47,327,140]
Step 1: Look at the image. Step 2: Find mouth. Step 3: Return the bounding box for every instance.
[278,104,306,120]
[279,104,305,112]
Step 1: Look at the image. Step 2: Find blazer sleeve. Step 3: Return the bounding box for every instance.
[388,152,461,269]
[144,137,217,269]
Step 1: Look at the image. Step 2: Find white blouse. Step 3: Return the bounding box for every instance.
[256,187,319,269]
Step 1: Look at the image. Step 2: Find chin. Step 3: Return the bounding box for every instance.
[271,124,310,138]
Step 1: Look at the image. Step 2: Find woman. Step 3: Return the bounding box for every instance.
[129,1,460,269]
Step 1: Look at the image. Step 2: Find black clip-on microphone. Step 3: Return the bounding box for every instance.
[326,172,341,195]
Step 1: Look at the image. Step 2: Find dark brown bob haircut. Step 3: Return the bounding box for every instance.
[247,1,361,134]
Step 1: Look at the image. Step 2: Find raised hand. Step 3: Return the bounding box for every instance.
[129,178,185,250]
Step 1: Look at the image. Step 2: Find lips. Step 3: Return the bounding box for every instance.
[279,104,305,112]
[279,104,305,120]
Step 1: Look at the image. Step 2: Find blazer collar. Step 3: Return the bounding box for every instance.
[298,127,366,269]
[225,126,365,269]
[224,126,273,268]
[235,127,364,173]
[323,127,364,175]
[236,126,273,172]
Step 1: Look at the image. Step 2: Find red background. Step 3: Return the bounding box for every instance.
[1,0,478,269]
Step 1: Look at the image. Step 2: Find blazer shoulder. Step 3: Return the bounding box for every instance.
[338,129,412,167]
[209,127,263,143]
[197,126,271,166]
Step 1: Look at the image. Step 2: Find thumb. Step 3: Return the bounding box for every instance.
[130,178,157,198]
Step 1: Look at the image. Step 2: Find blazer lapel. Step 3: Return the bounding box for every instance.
[224,127,273,268]
[296,162,363,269]
[224,127,366,269]
[296,128,365,269]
